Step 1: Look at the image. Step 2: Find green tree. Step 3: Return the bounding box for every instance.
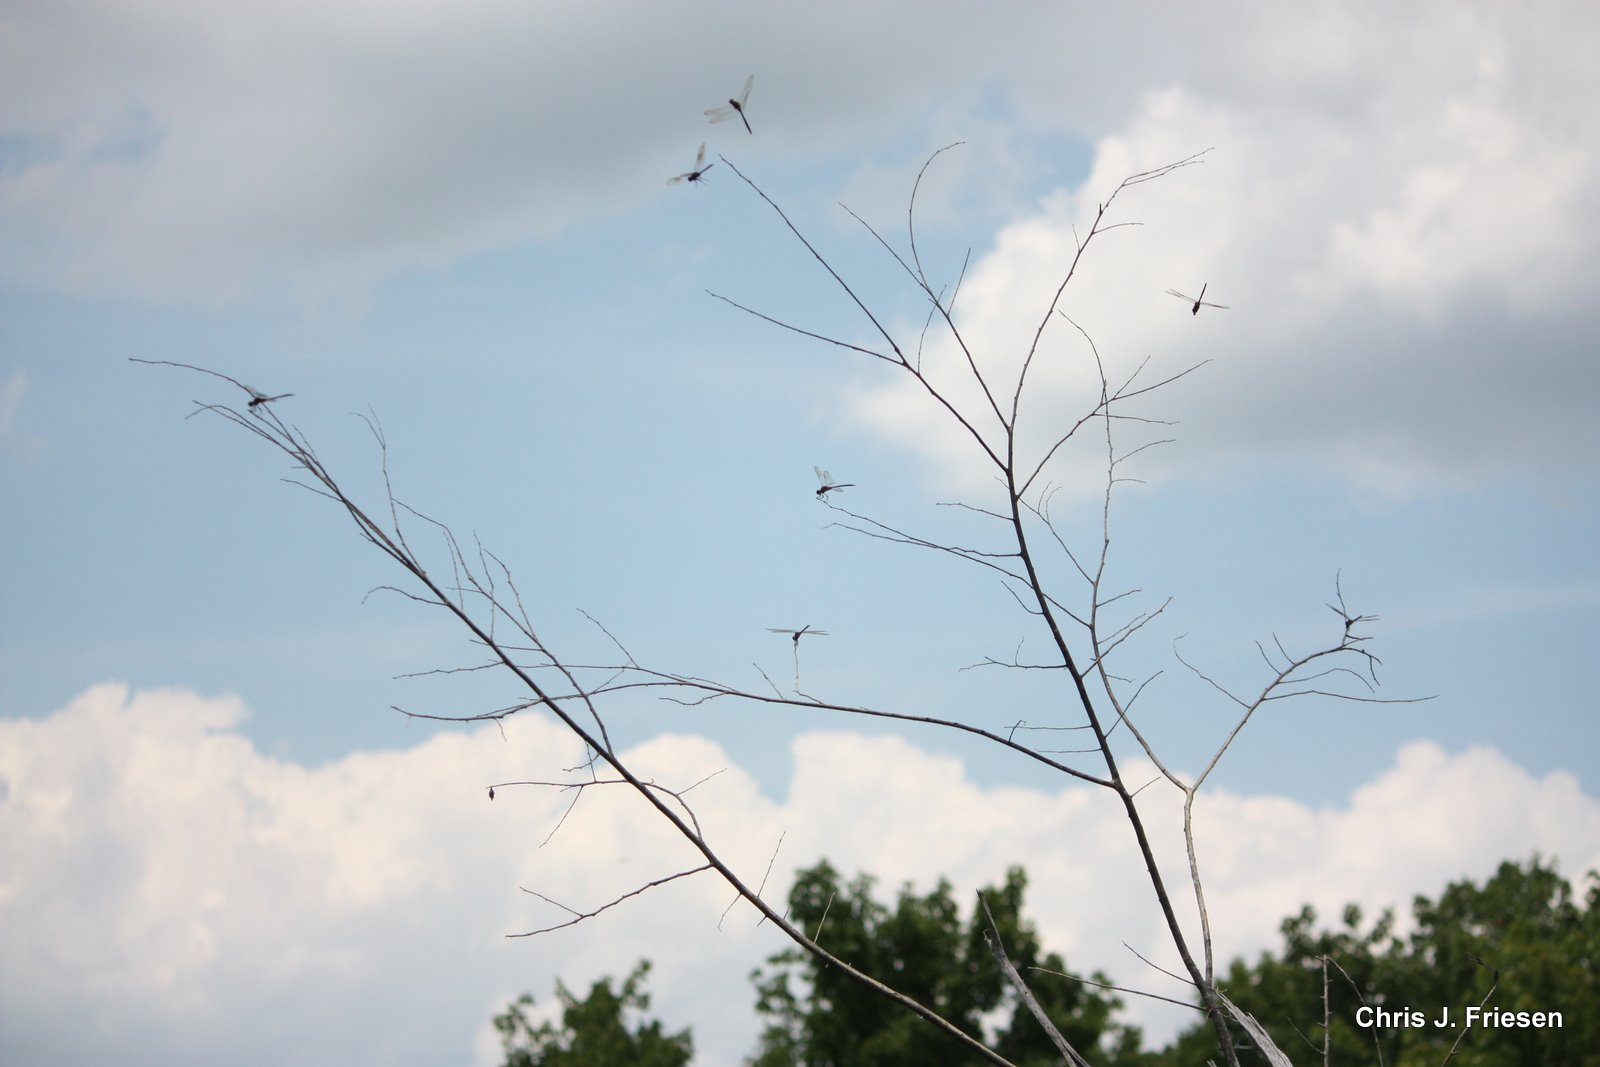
[1147,900,1404,1067]
[750,861,1143,1067]
[1387,856,1600,1067]
[1146,857,1600,1067]
[493,959,692,1067]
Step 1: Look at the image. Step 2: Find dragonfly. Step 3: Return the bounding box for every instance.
[767,624,828,647]
[244,385,293,408]
[668,142,714,185]
[705,74,754,135]
[1165,282,1230,316]
[815,466,855,499]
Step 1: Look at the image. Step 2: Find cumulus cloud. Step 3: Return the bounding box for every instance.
[2,684,1596,1064]
[4,3,1595,490]
[849,17,1600,496]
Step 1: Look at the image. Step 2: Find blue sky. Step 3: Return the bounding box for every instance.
[3,2,1599,1065]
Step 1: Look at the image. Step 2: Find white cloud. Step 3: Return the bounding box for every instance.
[1,1,706,301]
[2,684,1596,1064]
[0,0,1064,302]
[8,1,1593,314]
[845,5,1600,495]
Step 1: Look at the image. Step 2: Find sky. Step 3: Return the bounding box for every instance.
[3,2,1599,1065]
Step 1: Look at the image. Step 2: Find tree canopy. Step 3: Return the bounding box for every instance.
[490,856,1595,1067]
[1148,856,1599,1067]
[748,860,1143,1067]
[492,959,692,1067]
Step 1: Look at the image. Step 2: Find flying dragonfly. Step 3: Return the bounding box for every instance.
[1165,282,1230,316]
[705,74,754,135]
[814,466,855,500]
[767,625,828,647]
[244,385,293,408]
[668,142,714,185]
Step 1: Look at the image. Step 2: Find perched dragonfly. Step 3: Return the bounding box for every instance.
[1165,283,1230,316]
[767,624,828,647]
[814,466,855,499]
[668,142,714,185]
[244,385,293,408]
[705,74,754,135]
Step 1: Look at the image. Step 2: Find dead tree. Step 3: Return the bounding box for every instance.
[136,147,1420,1067]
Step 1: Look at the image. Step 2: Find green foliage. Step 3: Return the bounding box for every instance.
[489,859,1594,1067]
[1387,856,1600,1067]
[493,959,692,1067]
[748,860,1142,1067]
[1146,857,1600,1067]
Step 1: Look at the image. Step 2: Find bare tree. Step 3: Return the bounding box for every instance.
[135,146,1421,1066]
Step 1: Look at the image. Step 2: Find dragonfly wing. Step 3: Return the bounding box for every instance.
[815,466,830,485]
[1201,301,1230,310]
[736,74,753,106]
[693,142,706,168]
[1165,289,1194,302]
[706,105,734,122]
[668,173,690,184]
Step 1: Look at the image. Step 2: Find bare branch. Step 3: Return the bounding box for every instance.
[133,144,1408,1067]
[729,830,787,930]
[979,892,1092,1067]
[705,290,895,363]
[718,156,909,367]
[512,865,715,937]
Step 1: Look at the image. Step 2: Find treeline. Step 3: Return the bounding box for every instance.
[492,856,1598,1066]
